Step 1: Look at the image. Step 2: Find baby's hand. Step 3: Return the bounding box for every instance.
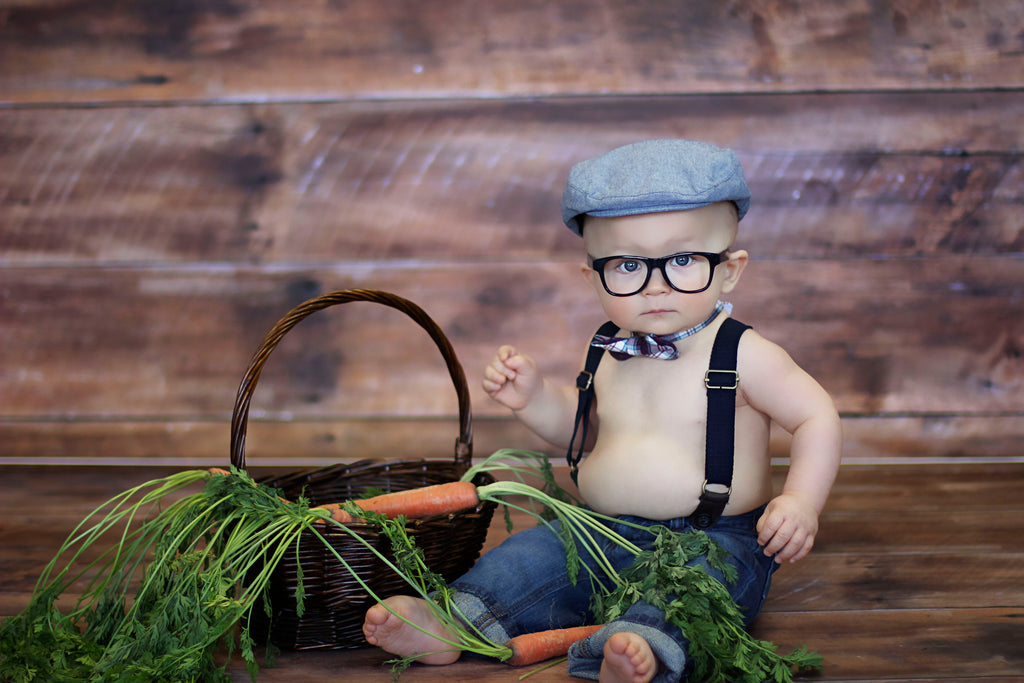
[482,345,541,411]
[756,493,820,564]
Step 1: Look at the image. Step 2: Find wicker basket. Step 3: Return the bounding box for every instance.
[229,288,496,650]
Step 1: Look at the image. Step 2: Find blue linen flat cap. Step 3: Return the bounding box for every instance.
[561,139,751,235]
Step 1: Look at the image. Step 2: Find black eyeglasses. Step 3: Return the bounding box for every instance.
[590,251,729,297]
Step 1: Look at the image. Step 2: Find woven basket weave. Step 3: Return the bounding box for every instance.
[229,288,496,650]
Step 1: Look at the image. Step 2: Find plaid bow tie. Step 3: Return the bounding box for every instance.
[591,302,730,361]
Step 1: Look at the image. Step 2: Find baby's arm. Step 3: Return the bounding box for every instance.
[482,345,582,448]
[740,334,843,564]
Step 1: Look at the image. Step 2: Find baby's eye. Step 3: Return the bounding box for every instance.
[614,259,644,274]
[670,254,694,267]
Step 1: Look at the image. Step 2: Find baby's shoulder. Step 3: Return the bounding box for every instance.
[736,327,810,388]
[737,326,790,358]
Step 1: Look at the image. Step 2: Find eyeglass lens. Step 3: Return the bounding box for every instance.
[600,253,715,295]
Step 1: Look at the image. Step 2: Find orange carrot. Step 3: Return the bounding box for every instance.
[505,625,605,666]
[315,480,480,524]
[210,468,478,524]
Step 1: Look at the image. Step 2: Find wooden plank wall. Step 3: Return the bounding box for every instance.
[1,0,1022,467]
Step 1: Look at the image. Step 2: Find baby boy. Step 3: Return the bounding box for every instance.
[364,139,842,683]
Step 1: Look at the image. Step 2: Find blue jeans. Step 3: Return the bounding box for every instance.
[448,505,777,682]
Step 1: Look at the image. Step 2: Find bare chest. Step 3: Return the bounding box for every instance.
[594,352,745,427]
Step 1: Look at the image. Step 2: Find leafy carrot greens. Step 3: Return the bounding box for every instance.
[593,527,822,683]
[0,450,821,682]
[0,468,299,682]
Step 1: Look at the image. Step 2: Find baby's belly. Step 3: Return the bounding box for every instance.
[576,436,773,521]
[577,442,707,520]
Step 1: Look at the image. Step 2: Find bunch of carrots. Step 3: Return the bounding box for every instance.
[0,449,820,682]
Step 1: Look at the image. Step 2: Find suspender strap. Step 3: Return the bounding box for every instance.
[688,317,750,529]
[566,317,751,527]
[566,321,619,485]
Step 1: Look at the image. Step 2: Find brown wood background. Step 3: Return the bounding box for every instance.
[1,0,1022,466]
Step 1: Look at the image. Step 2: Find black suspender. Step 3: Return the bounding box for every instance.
[565,317,750,529]
[691,317,750,528]
[566,321,619,486]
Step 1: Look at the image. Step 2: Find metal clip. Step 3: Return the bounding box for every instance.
[576,371,594,392]
[701,480,732,497]
[704,369,739,390]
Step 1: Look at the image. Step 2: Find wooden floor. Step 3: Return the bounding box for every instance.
[2,462,1023,682]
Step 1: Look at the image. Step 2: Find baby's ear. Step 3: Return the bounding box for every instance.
[720,249,749,294]
[579,261,606,297]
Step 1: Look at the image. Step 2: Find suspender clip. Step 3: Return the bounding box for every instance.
[701,480,731,499]
[691,480,732,529]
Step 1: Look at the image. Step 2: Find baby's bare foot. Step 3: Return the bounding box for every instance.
[362,595,461,665]
[600,631,657,683]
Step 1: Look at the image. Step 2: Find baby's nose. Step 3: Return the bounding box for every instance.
[644,266,672,293]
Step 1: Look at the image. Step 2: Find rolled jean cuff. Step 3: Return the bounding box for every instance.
[566,621,687,683]
[448,589,512,646]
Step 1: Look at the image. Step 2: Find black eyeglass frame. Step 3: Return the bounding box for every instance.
[589,250,730,297]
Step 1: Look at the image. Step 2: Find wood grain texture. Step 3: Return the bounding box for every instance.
[1,0,1022,104]
[1,258,1020,421]
[2,92,1022,266]
[1,0,1022,467]
[4,415,1023,466]
[748,608,1024,680]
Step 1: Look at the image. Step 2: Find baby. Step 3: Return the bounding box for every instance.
[364,139,842,683]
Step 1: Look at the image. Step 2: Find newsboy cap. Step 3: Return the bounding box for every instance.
[561,139,751,235]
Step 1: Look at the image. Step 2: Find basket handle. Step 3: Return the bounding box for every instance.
[230,288,472,471]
